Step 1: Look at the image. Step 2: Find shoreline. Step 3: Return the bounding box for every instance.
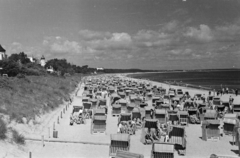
[125,72,238,94]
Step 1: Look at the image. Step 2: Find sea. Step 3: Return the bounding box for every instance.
[128,70,240,92]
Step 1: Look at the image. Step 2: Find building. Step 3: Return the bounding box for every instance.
[0,45,7,60]
[40,55,46,67]
[97,67,104,71]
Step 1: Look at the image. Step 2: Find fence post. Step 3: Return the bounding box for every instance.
[29,152,32,158]
[42,135,44,147]
[53,122,55,130]
[60,111,62,118]
[48,127,50,138]
[57,117,59,124]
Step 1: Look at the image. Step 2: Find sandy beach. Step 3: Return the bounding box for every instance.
[5,77,234,158]
[2,74,239,158]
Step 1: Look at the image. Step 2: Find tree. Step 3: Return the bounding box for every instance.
[8,52,31,64]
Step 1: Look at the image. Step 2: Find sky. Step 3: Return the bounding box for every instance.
[0,0,240,70]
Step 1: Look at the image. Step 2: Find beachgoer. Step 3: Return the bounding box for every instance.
[117,122,123,133]
[236,89,238,96]
[209,91,211,96]
[150,109,154,119]
[226,87,229,94]
[145,128,154,144]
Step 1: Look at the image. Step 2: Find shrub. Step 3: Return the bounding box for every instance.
[0,117,7,139]
[12,129,25,144]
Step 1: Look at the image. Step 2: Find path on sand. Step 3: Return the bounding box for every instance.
[24,77,240,158]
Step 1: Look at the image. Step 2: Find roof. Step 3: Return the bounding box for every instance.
[0,45,6,52]
[111,134,129,141]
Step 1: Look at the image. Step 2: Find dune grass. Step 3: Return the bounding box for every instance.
[0,74,82,123]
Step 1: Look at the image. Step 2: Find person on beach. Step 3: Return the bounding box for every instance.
[145,128,154,144]
[236,89,238,96]
[226,87,229,94]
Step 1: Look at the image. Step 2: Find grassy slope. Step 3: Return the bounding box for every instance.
[0,74,82,123]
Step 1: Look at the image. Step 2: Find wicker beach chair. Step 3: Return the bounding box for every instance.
[145,106,153,119]
[90,98,98,109]
[116,150,144,158]
[204,110,218,120]
[223,114,237,135]
[151,143,174,158]
[109,134,130,157]
[118,99,128,112]
[201,120,220,141]
[119,92,126,99]
[140,102,148,108]
[82,97,89,103]
[168,110,179,125]
[119,113,132,123]
[178,111,189,126]
[155,109,167,124]
[135,97,142,106]
[152,96,160,105]
[144,119,158,129]
[93,108,106,116]
[82,102,92,119]
[91,115,107,134]
[127,103,136,113]
[168,125,187,155]
[112,104,121,116]
[160,104,171,111]
[232,99,240,113]
[112,94,121,105]
[99,98,107,107]
[132,107,141,120]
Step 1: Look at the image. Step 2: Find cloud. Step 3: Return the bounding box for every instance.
[185,24,213,42]
[43,36,82,54]
[79,30,111,41]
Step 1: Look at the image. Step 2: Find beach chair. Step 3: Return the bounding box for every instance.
[112,94,121,105]
[127,103,135,113]
[83,102,92,119]
[119,113,132,123]
[198,103,207,114]
[151,142,174,158]
[93,108,106,116]
[91,115,107,134]
[232,99,240,113]
[188,108,200,124]
[168,125,187,155]
[204,110,218,120]
[144,119,158,129]
[82,97,89,102]
[223,114,237,135]
[178,111,189,126]
[152,96,160,105]
[130,95,137,103]
[140,103,148,108]
[155,109,167,124]
[119,92,126,99]
[201,120,220,141]
[99,98,107,107]
[156,100,164,108]
[167,110,179,125]
[118,99,128,112]
[145,107,153,119]
[160,104,171,111]
[109,134,130,157]
[135,97,142,106]
[116,150,144,158]
[132,107,141,120]
[90,98,98,109]
[112,104,121,116]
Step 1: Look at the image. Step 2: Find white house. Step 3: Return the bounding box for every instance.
[40,55,46,67]
[97,67,104,71]
[0,45,7,61]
